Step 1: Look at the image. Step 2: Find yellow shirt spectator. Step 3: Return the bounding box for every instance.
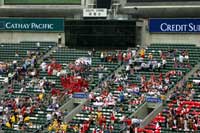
[140,48,145,58]
[11,115,16,123]
[38,93,44,100]
[55,126,60,132]
[48,124,53,131]
[61,123,68,132]
[160,95,166,101]
[52,119,59,131]
[24,116,30,122]
[53,119,58,126]
[6,122,12,128]
[97,111,102,120]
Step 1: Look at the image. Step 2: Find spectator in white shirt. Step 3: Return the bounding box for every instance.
[162,58,167,69]
[46,113,52,121]
[179,54,184,63]
[40,62,47,72]
[125,65,130,74]
[51,95,57,104]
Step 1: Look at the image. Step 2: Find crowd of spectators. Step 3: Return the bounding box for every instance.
[0,45,60,131]
[44,45,188,132]
[0,43,199,133]
[141,70,200,132]
[46,46,193,132]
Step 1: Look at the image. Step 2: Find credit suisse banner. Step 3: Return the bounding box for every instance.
[0,18,64,32]
[149,19,200,33]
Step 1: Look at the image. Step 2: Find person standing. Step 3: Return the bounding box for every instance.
[58,33,62,45]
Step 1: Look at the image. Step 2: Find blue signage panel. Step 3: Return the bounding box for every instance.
[149,19,200,33]
[73,93,88,99]
[0,18,64,32]
[146,96,162,103]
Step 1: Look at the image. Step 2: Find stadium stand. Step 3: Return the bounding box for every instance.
[0,43,127,132]
[142,71,200,132]
[0,0,200,132]
[1,42,199,133]
[133,44,200,133]
[43,48,122,91]
[0,27,199,133]
[0,42,199,133]
[43,44,199,132]
[0,42,56,133]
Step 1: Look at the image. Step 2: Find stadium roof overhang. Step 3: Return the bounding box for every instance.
[119,2,200,18]
[0,5,83,17]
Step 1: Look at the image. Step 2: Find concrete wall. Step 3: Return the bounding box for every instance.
[59,99,75,112]
[149,33,200,46]
[64,99,89,123]
[140,103,163,128]
[0,32,65,44]
[141,19,200,47]
[132,102,148,119]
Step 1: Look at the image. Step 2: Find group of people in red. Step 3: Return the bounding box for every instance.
[47,61,62,76]
[60,75,88,93]
[46,60,89,93]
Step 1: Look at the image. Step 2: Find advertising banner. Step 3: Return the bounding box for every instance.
[149,19,200,33]
[73,93,88,99]
[146,96,162,103]
[0,18,64,32]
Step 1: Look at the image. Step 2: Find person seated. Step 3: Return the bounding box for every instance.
[5,120,13,128]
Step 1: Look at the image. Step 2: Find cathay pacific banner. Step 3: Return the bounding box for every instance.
[0,18,64,32]
[149,19,200,33]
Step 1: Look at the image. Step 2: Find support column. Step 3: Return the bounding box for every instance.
[82,0,95,8]
[0,0,4,6]
[86,0,95,8]
[140,19,151,47]
[81,0,85,7]
[136,21,143,46]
